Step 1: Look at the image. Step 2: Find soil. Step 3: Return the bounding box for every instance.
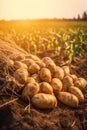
[0,43,87,130]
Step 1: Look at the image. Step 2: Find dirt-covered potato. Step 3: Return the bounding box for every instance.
[42,57,55,65]
[14,68,28,84]
[53,66,64,80]
[40,82,53,94]
[51,78,62,93]
[32,93,57,109]
[62,66,70,76]
[22,82,40,100]
[62,75,73,91]
[32,73,41,83]
[35,60,46,68]
[46,62,56,74]
[14,61,28,69]
[26,77,36,84]
[25,54,40,61]
[28,63,40,74]
[74,78,87,91]
[69,74,77,82]
[40,68,52,83]
[21,59,34,67]
[69,86,84,102]
[57,92,79,107]
[10,54,25,61]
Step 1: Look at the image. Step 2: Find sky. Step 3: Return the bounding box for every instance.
[0,0,87,20]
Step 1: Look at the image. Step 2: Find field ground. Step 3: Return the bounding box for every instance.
[0,21,87,130]
[0,40,87,130]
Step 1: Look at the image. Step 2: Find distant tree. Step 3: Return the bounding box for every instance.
[82,11,87,20]
[77,14,80,20]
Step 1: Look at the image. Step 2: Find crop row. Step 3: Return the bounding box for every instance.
[0,21,87,63]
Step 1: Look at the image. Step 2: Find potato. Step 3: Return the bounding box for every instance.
[42,57,54,65]
[10,54,25,61]
[46,62,56,74]
[57,92,79,107]
[74,78,87,91]
[28,63,40,74]
[40,82,53,94]
[26,77,36,84]
[69,74,77,82]
[62,66,70,76]
[35,61,46,68]
[62,75,73,91]
[32,74,41,83]
[32,93,57,109]
[69,86,84,102]
[14,68,28,84]
[21,59,34,67]
[22,82,40,100]
[51,78,62,93]
[25,54,40,61]
[40,68,52,83]
[14,61,28,69]
[53,66,64,80]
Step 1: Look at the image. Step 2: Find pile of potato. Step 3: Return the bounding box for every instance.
[10,54,87,109]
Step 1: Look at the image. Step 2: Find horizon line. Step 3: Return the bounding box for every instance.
[0,17,83,21]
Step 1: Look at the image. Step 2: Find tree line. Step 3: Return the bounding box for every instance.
[77,11,87,20]
[0,11,87,22]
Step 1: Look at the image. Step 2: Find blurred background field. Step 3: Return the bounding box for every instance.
[0,20,87,63]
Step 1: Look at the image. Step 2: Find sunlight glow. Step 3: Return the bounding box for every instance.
[0,0,87,20]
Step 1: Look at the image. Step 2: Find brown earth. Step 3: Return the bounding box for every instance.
[0,40,87,130]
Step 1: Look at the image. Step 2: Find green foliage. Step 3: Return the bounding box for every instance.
[0,20,87,63]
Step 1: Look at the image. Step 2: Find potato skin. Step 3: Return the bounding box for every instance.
[42,57,54,65]
[32,74,41,83]
[51,78,62,92]
[69,86,84,102]
[46,62,56,74]
[62,75,73,91]
[25,54,40,61]
[57,92,79,107]
[14,68,28,84]
[35,61,46,68]
[68,74,77,82]
[21,59,34,67]
[28,63,40,74]
[40,82,53,94]
[14,61,28,69]
[62,66,70,76]
[40,68,52,83]
[53,66,64,80]
[74,78,87,91]
[10,54,25,61]
[32,93,57,109]
[26,77,35,84]
[22,82,40,100]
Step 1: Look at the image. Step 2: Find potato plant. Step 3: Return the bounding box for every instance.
[0,21,87,63]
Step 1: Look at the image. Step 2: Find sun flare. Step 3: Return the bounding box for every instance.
[0,0,54,20]
[0,0,87,20]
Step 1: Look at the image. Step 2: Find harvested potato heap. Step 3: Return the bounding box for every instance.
[11,54,87,109]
